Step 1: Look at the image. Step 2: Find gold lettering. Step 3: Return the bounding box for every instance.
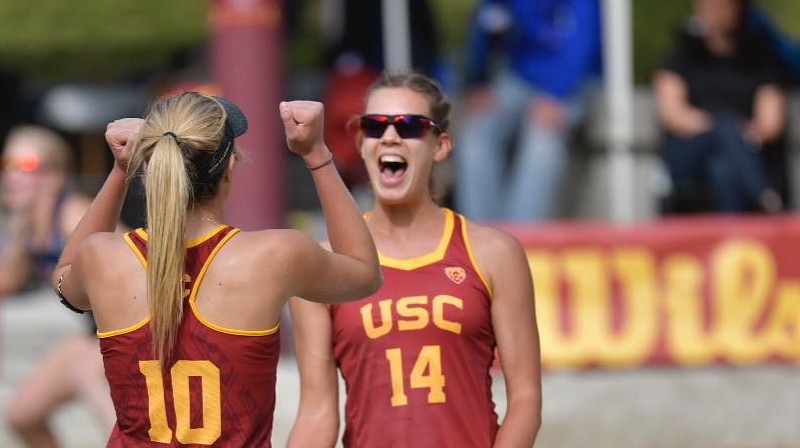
[559,249,605,367]
[713,240,773,364]
[527,251,572,368]
[172,360,222,444]
[562,249,613,364]
[397,296,429,331]
[183,273,192,298]
[664,254,715,365]
[432,295,463,334]
[598,249,658,367]
[763,282,800,359]
[361,299,393,339]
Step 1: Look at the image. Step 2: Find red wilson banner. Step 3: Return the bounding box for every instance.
[502,213,800,369]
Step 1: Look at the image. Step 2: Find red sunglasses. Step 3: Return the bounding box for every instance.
[359,114,440,139]
[2,154,44,173]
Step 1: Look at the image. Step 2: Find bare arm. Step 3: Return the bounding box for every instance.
[50,118,142,310]
[749,84,786,144]
[280,101,381,302]
[286,297,340,448]
[473,226,541,447]
[653,70,713,138]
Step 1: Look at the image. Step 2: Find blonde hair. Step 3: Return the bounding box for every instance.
[5,125,72,171]
[129,92,229,361]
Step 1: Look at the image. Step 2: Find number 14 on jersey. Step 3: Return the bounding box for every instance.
[385,345,446,407]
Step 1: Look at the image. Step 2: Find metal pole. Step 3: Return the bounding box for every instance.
[602,0,636,223]
[381,0,411,71]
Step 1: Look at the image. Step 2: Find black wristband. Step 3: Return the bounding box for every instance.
[56,272,86,314]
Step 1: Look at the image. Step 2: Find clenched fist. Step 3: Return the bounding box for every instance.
[105,118,144,173]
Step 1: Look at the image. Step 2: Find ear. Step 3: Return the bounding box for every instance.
[433,132,453,163]
[223,154,236,182]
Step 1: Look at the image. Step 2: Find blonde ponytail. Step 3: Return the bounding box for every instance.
[146,136,190,361]
[128,92,244,362]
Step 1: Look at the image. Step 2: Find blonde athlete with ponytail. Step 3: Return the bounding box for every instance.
[50,92,381,447]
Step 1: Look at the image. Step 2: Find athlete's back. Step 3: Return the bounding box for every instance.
[101,226,280,447]
[52,96,382,448]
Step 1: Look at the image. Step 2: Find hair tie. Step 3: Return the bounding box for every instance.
[163,131,178,140]
[305,153,335,171]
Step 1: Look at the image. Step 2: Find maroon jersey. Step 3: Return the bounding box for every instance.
[100,225,281,447]
[331,209,499,448]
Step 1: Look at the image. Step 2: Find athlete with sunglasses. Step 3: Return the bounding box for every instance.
[288,72,542,447]
[1,125,118,448]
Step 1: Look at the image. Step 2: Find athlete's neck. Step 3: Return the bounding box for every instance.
[367,202,447,257]
[186,201,226,237]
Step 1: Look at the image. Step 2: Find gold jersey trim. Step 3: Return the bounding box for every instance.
[188,224,229,247]
[123,231,148,268]
[378,208,455,270]
[188,228,280,336]
[112,226,279,337]
[458,213,493,298]
[97,316,149,338]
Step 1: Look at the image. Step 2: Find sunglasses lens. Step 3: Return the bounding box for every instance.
[360,116,389,138]
[360,115,434,139]
[394,115,429,138]
[2,155,42,172]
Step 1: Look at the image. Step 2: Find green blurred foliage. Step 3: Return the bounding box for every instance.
[1,0,799,84]
[0,0,208,80]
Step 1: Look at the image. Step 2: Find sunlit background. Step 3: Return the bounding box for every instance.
[1,1,800,447]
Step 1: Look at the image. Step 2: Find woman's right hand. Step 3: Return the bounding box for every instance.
[105,118,144,173]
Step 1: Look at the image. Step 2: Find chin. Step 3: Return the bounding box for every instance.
[374,190,409,206]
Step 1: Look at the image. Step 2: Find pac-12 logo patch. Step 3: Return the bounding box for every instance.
[445,267,466,284]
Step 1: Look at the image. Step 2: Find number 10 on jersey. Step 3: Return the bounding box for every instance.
[385,345,446,406]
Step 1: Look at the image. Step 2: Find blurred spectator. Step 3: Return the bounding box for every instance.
[0,125,114,447]
[653,0,790,214]
[454,0,602,222]
[319,0,446,193]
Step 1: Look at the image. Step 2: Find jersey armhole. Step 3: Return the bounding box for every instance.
[458,214,493,299]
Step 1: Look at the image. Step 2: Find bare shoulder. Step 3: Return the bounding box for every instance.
[75,232,132,278]
[79,232,128,259]
[224,228,321,263]
[464,220,528,287]
[465,220,526,262]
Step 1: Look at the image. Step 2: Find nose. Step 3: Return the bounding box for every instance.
[379,123,402,142]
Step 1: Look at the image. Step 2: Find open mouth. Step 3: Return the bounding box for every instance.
[379,154,408,179]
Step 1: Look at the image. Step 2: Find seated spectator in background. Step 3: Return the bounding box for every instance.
[654,0,790,214]
[0,125,115,447]
[455,0,602,223]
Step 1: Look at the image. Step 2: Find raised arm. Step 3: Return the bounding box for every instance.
[472,225,542,447]
[279,101,381,302]
[286,297,340,448]
[50,118,143,310]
